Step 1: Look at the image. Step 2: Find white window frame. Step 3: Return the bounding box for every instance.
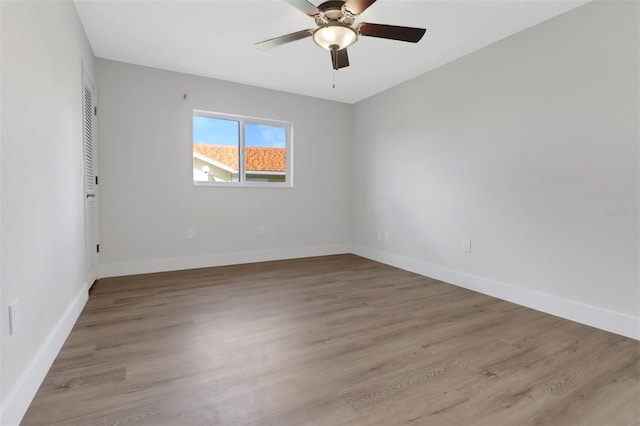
[192,109,293,188]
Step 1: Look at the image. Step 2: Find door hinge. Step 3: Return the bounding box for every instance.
[95,176,99,185]
[94,106,97,116]
[96,244,100,253]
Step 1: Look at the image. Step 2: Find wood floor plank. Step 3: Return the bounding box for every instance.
[22,254,639,425]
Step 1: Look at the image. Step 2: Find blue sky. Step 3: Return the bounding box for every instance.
[193,116,285,148]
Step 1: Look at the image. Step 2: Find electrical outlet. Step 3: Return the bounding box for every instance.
[258,225,265,235]
[187,228,195,240]
[9,301,19,336]
[463,238,471,253]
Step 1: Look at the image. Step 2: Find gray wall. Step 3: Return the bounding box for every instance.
[352,0,639,334]
[96,60,353,276]
[1,1,96,423]
[2,1,638,423]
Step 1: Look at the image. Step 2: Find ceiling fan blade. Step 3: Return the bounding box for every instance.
[254,29,314,50]
[330,47,350,70]
[285,0,320,16]
[343,0,377,15]
[356,23,426,43]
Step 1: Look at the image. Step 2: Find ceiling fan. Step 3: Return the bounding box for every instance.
[254,0,426,70]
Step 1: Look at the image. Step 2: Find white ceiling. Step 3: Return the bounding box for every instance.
[74,0,589,104]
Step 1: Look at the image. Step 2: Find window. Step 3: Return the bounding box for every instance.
[193,110,292,187]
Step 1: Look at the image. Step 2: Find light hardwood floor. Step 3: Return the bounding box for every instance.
[23,255,639,425]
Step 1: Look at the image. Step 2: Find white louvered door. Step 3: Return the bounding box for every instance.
[83,76,99,284]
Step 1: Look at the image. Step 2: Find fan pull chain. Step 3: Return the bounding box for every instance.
[332,70,336,89]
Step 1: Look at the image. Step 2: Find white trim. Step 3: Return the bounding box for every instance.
[192,109,293,188]
[99,244,352,278]
[0,284,90,426]
[101,245,639,339]
[194,180,292,189]
[352,245,640,341]
[7,243,634,426]
[9,245,634,426]
[193,109,292,129]
[193,152,237,174]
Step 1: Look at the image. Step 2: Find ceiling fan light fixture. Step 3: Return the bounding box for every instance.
[313,24,357,51]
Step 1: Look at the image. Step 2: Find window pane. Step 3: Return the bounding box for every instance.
[193,116,239,182]
[244,123,287,183]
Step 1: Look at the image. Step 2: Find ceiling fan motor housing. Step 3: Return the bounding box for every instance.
[314,1,356,26]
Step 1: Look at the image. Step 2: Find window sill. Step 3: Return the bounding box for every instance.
[193,181,293,189]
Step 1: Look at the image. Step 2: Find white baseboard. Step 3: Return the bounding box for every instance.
[5,245,634,426]
[352,245,639,341]
[99,244,353,278]
[0,283,89,426]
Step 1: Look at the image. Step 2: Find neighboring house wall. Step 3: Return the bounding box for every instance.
[246,173,285,183]
[193,156,234,182]
[98,59,353,277]
[352,0,639,338]
[0,1,96,424]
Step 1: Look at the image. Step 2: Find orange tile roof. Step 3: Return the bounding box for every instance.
[193,144,286,172]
